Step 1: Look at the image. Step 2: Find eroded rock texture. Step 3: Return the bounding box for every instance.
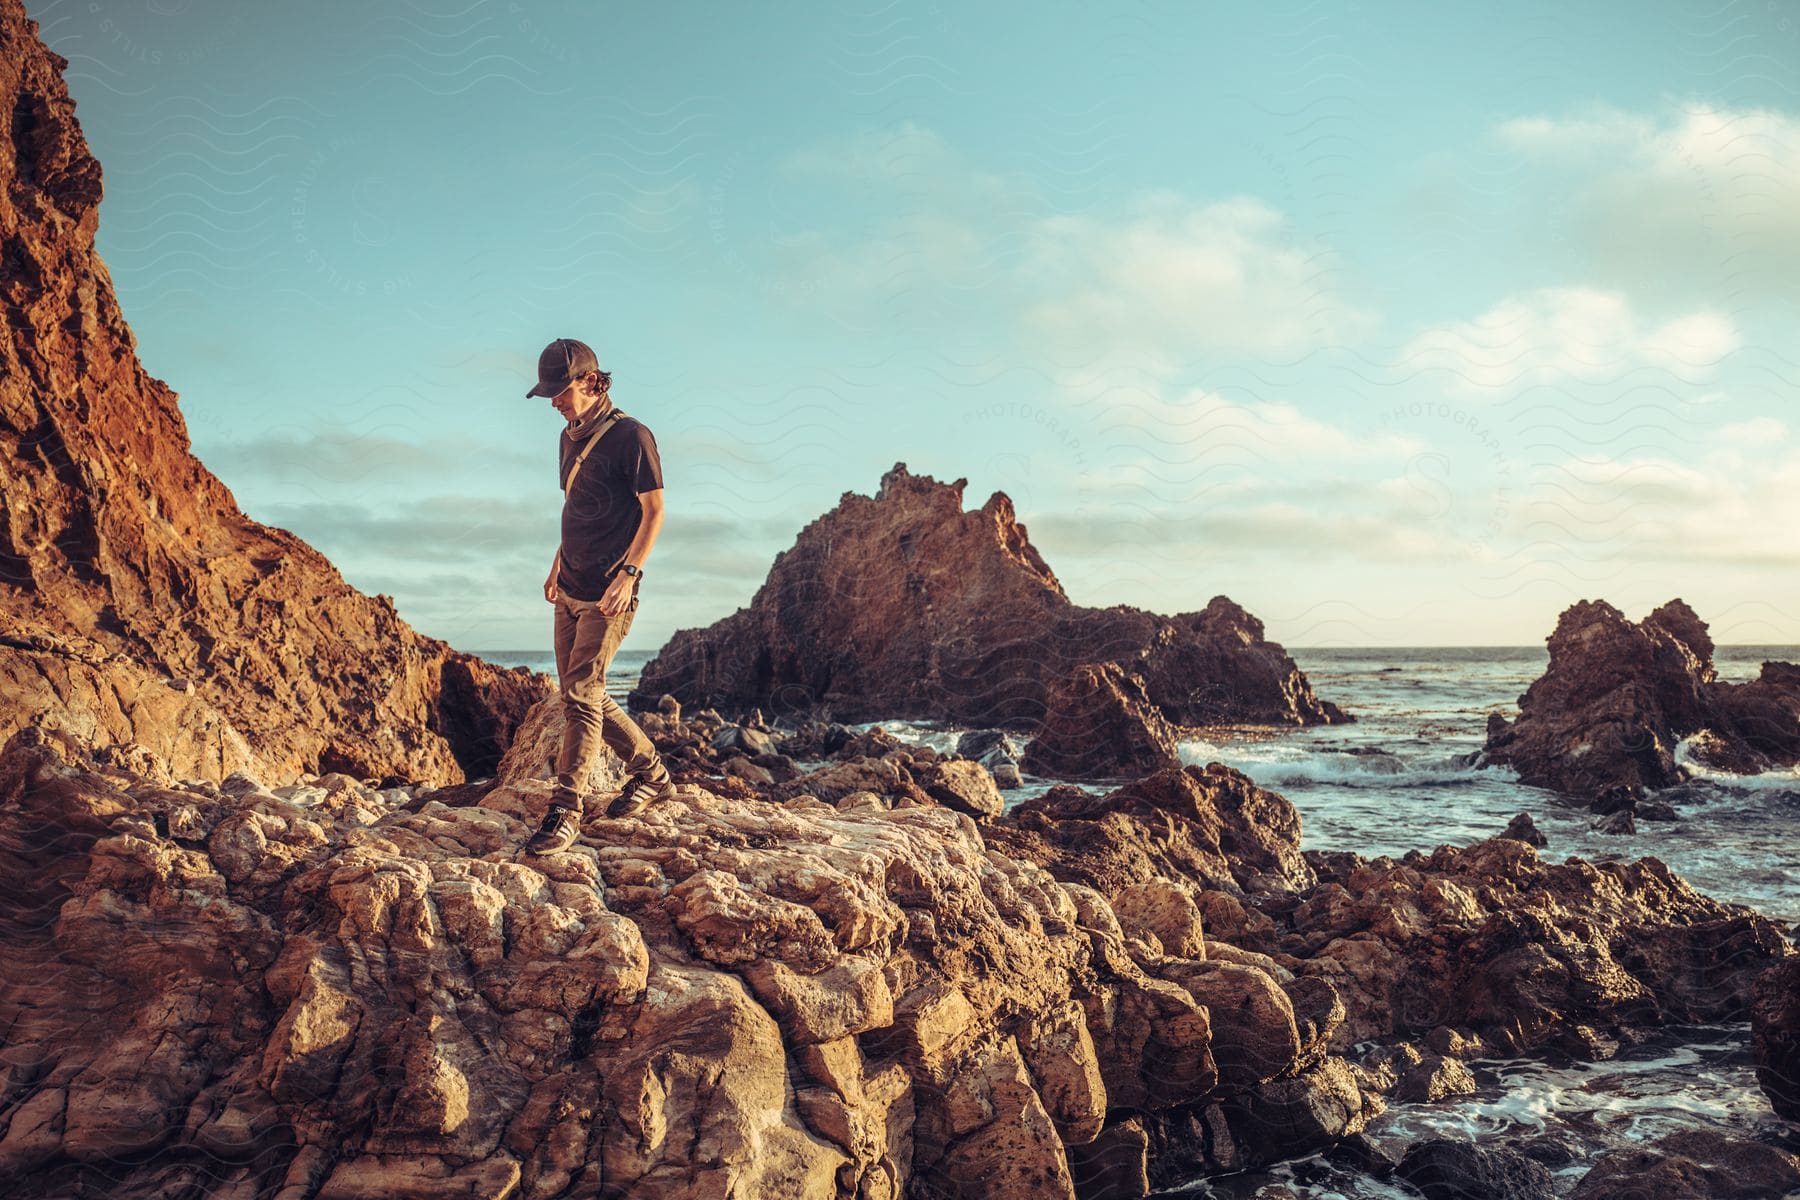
[1482,599,1800,800]
[632,463,1346,779]
[0,0,545,786]
[3,716,1788,1200]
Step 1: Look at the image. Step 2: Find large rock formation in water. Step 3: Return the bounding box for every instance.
[632,463,1346,778]
[1481,599,1800,801]
[0,1,545,786]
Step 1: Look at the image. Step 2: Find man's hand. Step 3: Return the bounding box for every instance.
[598,569,636,616]
[545,550,562,603]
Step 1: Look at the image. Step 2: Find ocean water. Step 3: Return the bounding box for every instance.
[483,644,1799,922]
[479,644,1800,1192]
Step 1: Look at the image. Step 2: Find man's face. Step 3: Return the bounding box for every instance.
[550,373,598,422]
[550,379,579,421]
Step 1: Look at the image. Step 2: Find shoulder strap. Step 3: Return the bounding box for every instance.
[562,407,629,495]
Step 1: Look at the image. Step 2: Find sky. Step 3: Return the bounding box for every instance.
[30,0,1800,652]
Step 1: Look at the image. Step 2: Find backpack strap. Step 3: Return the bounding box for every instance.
[562,406,628,495]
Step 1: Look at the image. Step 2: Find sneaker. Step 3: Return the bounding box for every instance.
[605,773,676,819]
[525,806,581,854]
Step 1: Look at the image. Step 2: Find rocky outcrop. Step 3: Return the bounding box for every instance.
[1289,837,1788,1053]
[1482,599,1800,801]
[4,711,1790,1199]
[0,0,545,786]
[1752,959,1800,1122]
[1572,1130,1800,1199]
[0,724,1353,1200]
[631,463,1346,779]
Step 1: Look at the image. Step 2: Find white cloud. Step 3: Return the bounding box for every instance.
[1500,103,1800,180]
[1496,102,1800,300]
[1518,418,1800,567]
[1081,392,1424,458]
[1398,287,1740,393]
[767,124,1367,358]
[1715,416,1788,446]
[1021,192,1373,357]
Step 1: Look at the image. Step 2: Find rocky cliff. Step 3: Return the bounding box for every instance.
[0,0,545,786]
[633,463,1345,778]
[1482,598,1800,802]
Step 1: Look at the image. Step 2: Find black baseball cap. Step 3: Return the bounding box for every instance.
[526,337,600,398]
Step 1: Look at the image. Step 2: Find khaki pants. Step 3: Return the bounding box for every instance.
[549,583,670,813]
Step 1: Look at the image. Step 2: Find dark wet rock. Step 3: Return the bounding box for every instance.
[1591,785,1639,816]
[1393,1053,1477,1103]
[1515,1132,1584,1167]
[1325,745,1407,774]
[1326,1131,1398,1177]
[1751,958,1800,1121]
[1637,800,1680,822]
[1592,810,1637,836]
[1021,661,1185,782]
[1422,1026,1486,1059]
[1501,812,1547,847]
[1550,1022,1621,1062]
[1068,1118,1150,1200]
[1572,1129,1800,1199]
[1221,1057,1373,1170]
[1483,599,1800,801]
[1395,1137,1556,1200]
[956,729,1021,760]
[711,723,776,758]
[955,728,1026,788]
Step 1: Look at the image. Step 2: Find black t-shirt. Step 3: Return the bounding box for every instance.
[557,413,663,602]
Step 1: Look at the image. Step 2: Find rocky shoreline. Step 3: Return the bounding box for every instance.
[1,1,1796,1195]
[1,699,1794,1199]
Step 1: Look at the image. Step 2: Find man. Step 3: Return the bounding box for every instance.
[523,336,677,855]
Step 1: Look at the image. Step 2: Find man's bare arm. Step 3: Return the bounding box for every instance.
[621,488,665,571]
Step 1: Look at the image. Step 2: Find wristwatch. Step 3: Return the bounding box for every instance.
[619,564,643,579]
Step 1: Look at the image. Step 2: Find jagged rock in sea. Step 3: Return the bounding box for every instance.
[631,462,1347,780]
[0,1,545,786]
[1481,598,1800,801]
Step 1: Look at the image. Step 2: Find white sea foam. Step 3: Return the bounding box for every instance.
[1178,738,1493,788]
[1672,733,1800,790]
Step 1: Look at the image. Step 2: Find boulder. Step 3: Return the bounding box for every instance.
[989,763,1315,898]
[1021,661,1185,782]
[1572,1130,1800,1199]
[1396,1138,1555,1200]
[1751,958,1800,1121]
